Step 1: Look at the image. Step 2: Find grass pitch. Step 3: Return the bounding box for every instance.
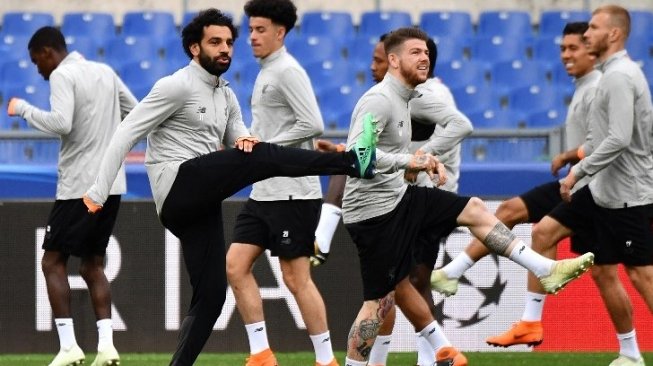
[0,352,651,365]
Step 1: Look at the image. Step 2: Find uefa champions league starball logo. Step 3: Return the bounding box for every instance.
[434,240,507,328]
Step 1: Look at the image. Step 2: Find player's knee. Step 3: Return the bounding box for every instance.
[590,265,618,285]
[495,199,525,227]
[282,271,310,294]
[463,197,490,221]
[624,266,653,289]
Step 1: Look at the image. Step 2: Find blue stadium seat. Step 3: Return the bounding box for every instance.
[104,36,161,70]
[300,11,354,38]
[237,59,261,90]
[346,60,375,89]
[64,35,101,61]
[0,34,30,60]
[318,84,366,129]
[527,107,567,128]
[436,59,489,89]
[551,61,574,87]
[1,82,50,130]
[626,36,652,66]
[468,109,527,129]
[358,11,413,38]
[286,35,346,66]
[121,11,176,38]
[472,36,530,63]
[478,11,533,38]
[450,84,501,115]
[630,10,653,39]
[432,36,470,64]
[642,61,653,86]
[305,59,350,94]
[163,35,187,62]
[538,10,590,37]
[231,35,255,64]
[0,12,54,37]
[419,11,473,38]
[348,35,380,66]
[509,84,561,113]
[61,12,116,44]
[533,35,562,64]
[0,58,42,88]
[486,137,549,162]
[491,59,550,96]
[120,59,171,91]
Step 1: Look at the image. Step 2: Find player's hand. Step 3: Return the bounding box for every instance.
[309,242,330,267]
[404,149,425,183]
[7,98,22,116]
[315,139,345,153]
[433,161,447,187]
[551,153,566,176]
[82,194,103,214]
[560,170,578,203]
[235,136,259,153]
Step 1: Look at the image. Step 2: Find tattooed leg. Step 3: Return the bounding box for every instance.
[483,222,517,255]
[346,293,395,361]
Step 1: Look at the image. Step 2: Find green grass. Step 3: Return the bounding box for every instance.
[1,352,651,365]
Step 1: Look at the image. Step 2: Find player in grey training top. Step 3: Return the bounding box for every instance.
[7,26,137,366]
[83,9,382,366]
[226,1,338,365]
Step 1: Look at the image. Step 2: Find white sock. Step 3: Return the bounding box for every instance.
[344,358,367,366]
[442,251,475,279]
[314,203,342,253]
[245,321,270,354]
[310,331,335,365]
[96,318,114,350]
[521,292,546,321]
[508,241,555,278]
[419,321,451,352]
[617,330,641,360]
[54,318,77,350]
[415,332,436,366]
[367,334,392,365]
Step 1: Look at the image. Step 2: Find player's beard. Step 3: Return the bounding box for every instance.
[399,59,428,88]
[589,34,609,60]
[198,46,231,77]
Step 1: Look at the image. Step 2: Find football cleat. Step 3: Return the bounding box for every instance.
[245,348,278,366]
[316,358,340,366]
[486,320,543,347]
[435,346,467,366]
[430,269,459,297]
[608,355,646,366]
[349,113,378,179]
[90,345,120,366]
[540,252,594,294]
[48,345,85,366]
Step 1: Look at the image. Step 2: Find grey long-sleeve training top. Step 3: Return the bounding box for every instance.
[249,46,323,201]
[410,77,473,192]
[12,51,137,200]
[572,50,653,208]
[86,60,250,214]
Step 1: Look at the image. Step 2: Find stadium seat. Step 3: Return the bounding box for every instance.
[348,35,380,66]
[486,137,549,162]
[432,36,470,64]
[237,59,261,90]
[478,11,533,38]
[629,10,653,39]
[0,34,30,60]
[450,84,501,115]
[358,11,413,38]
[64,35,101,61]
[509,85,562,114]
[527,107,567,128]
[472,36,530,63]
[490,59,550,96]
[120,59,172,92]
[1,82,50,130]
[551,61,574,87]
[419,11,473,38]
[104,36,162,70]
[318,84,366,129]
[231,35,255,64]
[61,12,116,44]
[0,12,54,37]
[300,11,355,38]
[286,35,346,66]
[436,59,489,89]
[305,59,351,94]
[538,10,590,37]
[0,58,42,88]
[626,35,652,66]
[533,35,562,65]
[346,60,375,89]
[467,109,527,129]
[461,138,490,162]
[121,11,176,38]
[642,61,653,86]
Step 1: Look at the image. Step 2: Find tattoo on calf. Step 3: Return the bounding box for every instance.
[483,222,516,255]
[348,319,380,359]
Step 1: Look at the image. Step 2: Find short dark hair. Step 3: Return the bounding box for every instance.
[181,8,238,59]
[244,0,297,34]
[383,27,429,56]
[562,21,589,38]
[594,5,630,38]
[28,26,67,53]
[426,37,437,78]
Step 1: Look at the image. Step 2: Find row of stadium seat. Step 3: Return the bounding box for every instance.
[3,10,653,39]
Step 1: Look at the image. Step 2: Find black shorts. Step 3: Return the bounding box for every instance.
[345,185,470,300]
[519,181,562,222]
[414,231,455,269]
[232,198,321,258]
[42,195,121,257]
